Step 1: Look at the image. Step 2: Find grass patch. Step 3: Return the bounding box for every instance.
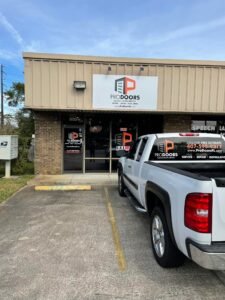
[0,175,34,204]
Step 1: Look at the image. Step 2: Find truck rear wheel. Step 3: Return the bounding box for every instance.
[150,206,185,268]
[118,172,126,197]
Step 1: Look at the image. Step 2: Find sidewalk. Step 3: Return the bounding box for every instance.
[27,173,117,186]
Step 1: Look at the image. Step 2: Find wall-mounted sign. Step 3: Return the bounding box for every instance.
[192,120,225,134]
[93,75,158,110]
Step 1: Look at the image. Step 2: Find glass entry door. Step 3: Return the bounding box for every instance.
[64,125,83,172]
[85,116,109,172]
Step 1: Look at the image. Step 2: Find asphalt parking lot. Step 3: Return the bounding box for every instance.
[0,185,225,300]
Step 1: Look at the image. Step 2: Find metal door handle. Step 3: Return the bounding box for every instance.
[128,165,132,168]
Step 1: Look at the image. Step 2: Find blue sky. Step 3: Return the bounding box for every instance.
[1,0,225,93]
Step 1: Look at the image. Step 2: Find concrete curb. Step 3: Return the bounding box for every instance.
[27,174,118,187]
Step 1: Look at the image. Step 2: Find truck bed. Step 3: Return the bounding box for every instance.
[146,162,225,186]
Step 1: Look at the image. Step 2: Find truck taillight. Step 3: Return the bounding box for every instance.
[184,193,212,233]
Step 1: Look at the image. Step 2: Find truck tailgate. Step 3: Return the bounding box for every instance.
[212,179,225,241]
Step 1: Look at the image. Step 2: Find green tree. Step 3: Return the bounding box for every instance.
[0,82,34,175]
[4,82,25,106]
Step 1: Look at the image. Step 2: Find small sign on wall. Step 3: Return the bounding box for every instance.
[93,75,158,110]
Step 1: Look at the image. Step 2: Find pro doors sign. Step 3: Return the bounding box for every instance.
[93,75,158,110]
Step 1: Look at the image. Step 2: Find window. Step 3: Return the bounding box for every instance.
[149,137,225,161]
[128,139,141,160]
[136,138,148,161]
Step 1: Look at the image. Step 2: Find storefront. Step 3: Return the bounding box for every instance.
[62,112,163,173]
[23,52,225,174]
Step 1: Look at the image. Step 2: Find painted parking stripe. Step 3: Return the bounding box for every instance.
[35,185,91,191]
[104,187,127,271]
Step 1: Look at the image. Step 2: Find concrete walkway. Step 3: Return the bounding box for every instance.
[27,173,117,186]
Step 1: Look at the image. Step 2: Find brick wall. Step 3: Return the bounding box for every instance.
[34,111,62,174]
[163,114,192,133]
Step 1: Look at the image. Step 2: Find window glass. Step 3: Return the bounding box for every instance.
[111,120,137,159]
[149,137,225,161]
[85,116,109,172]
[111,117,137,171]
[136,138,148,161]
[128,139,141,160]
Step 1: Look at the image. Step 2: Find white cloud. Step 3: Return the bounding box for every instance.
[24,40,42,52]
[0,12,24,47]
[144,16,225,47]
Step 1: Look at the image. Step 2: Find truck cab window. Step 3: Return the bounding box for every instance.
[136,138,148,161]
[128,139,141,160]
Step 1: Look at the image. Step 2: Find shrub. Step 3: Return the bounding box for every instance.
[11,136,34,175]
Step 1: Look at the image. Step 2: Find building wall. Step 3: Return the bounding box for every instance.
[35,112,62,174]
[24,52,225,114]
[163,115,192,132]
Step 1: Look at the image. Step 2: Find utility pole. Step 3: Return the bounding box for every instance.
[0,64,4,127]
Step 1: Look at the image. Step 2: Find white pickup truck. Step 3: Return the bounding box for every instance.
[118,132,225,270]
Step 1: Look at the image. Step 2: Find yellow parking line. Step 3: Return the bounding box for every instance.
[104,187,127,271]
[35,185,91,191]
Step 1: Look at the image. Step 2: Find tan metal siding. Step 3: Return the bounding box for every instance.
[41,61,50,108]
[156,66,164,110]
[194,67,203,112]
[85,63,93,110]
[186,67,195,112]
[178,67,187,111]
[201,67,210,112]
[217,68,225,112]
[32,60,42,107]
[67,62,74,109]
[50,61,59,108]
[171,67,180,110]
[210,68,219,112]
[24,60,32,107]
[162,67,172,111]
[23,54,225,113]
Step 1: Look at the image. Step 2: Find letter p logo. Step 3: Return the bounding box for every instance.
[124,77,136,94]
[165,140,174,153]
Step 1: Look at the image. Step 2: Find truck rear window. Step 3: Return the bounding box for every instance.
[149,137,225,160]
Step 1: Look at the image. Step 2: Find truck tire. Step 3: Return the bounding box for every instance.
[150,206,185,268]
[118,171,126,197]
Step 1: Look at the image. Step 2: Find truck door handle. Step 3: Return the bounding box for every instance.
[128,165,132,168]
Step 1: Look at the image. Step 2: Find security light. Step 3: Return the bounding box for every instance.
[73,81,86,89]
